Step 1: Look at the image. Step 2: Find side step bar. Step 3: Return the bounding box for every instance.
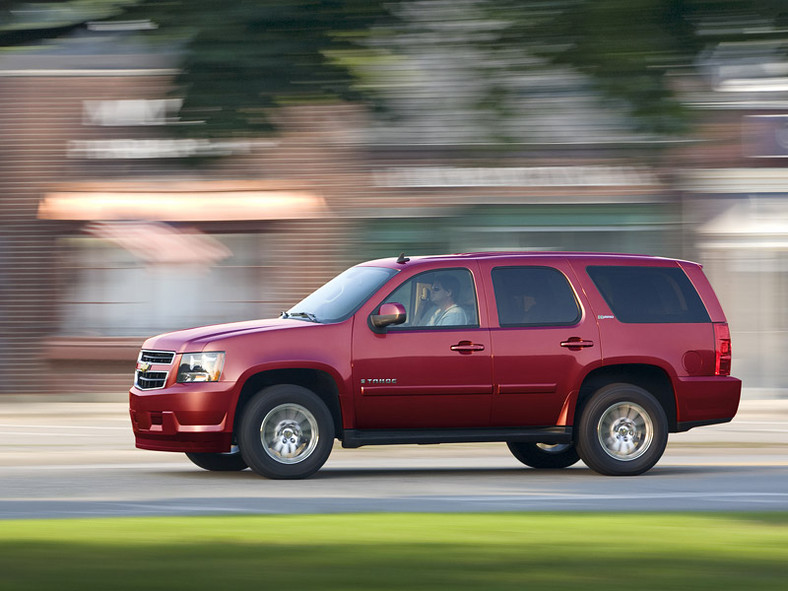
[341,426,572,449]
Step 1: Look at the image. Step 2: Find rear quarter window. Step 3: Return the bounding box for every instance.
[587,265,710,324]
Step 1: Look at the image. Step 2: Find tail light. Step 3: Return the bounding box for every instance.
[714,323,732,376]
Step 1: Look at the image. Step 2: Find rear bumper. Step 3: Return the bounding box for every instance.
[674,375,742,431]
[129,383,237,453]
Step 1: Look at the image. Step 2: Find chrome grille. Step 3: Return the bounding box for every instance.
[135,371,168,390]
[139,350,175,365]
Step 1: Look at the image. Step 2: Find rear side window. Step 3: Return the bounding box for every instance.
[587,266,710,324]
[492,266,581,327]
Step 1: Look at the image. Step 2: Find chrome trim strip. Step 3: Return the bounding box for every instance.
[134,369,170,391]
[138,349,176,365]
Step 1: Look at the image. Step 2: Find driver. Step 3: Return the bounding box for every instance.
[425,275,468,326]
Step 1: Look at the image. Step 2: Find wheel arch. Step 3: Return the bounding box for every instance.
[574,364,677,433]
[233,368,343,439]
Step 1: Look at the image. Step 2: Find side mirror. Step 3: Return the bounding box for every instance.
[370,302,407,331]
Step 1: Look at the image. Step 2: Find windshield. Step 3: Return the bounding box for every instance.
[286,266,397,323]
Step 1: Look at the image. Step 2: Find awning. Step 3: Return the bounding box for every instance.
[699,200,788,235]
[38,184,328,221]
[697,199,788,250]
[682,168,788,194]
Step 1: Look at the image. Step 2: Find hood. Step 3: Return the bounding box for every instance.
[142,317,312,352]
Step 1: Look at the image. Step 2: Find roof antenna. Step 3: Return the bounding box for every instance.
[396,252,410,264]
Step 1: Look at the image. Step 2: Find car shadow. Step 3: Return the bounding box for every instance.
[159,462,770,480]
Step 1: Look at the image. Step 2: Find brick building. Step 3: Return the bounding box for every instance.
[0,38,717,397]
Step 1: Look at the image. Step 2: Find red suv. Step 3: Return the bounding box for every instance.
[130,252,741,477]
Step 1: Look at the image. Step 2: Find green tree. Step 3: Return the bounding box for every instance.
[4,0,788,139]
[116,0,393,137]
[514,0,788,135]
[0,0,141,44]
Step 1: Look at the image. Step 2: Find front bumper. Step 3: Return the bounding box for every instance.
[129,383,237,453]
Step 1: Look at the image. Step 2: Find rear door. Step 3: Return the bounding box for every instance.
[479,258,602,427]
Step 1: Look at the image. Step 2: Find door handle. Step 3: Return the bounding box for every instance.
[451,341,486,354]
[560,338,594,350]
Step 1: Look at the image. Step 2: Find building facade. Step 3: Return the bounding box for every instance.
[2,37,784,397]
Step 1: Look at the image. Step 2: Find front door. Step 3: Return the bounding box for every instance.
[352,266,493,429]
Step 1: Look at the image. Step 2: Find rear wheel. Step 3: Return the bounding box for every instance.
[507,442,580,469]
[239,384,335,479]
[576,383,668,476]
[185,450,248,472]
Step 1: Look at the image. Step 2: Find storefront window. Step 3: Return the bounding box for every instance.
[58,233,273,336]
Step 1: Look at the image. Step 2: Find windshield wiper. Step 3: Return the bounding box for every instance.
[285,311,319,323]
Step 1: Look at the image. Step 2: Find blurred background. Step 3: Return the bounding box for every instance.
[0,0,786,398]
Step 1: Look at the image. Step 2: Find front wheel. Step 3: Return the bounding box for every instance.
[239,384,335,479]
[576,383,668,476]
[185,449,248,472]
[507,442,580,469]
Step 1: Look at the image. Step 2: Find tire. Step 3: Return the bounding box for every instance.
[185,450,248,472]
[238,384,335,479]
[507,442,580,469]
[576,383,668,476]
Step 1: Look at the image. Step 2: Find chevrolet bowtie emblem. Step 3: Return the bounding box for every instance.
[137,362,152,373]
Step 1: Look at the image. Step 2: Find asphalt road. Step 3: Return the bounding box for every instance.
[1,399,787,519]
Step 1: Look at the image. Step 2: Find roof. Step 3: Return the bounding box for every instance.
[360,251,690,269]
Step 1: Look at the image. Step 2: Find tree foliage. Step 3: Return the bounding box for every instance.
[117,0,393,137]
[0,0,141,42]
[3,0,788,139]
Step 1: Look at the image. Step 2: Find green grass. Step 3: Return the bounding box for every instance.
[1,513,787,590]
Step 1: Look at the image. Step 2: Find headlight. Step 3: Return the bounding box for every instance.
[177,352,225,383]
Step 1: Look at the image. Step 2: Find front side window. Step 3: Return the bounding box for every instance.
[492,266,581,327]
[382,268,479,329]
[587,265,710,324]
[287,266,397,323]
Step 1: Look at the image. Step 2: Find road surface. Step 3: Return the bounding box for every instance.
[1,399,787,518]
